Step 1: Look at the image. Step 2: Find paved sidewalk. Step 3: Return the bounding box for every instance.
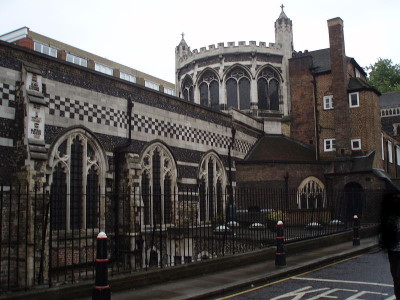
[108,236,378,300]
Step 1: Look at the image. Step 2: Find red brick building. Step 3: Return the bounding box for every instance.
[236,18,398,221]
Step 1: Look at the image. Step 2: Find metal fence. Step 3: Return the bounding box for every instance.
[0,184,381,294]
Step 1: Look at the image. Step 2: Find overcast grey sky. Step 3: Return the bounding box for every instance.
[1,0,399,83]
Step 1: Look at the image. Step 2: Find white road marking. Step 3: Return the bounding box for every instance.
[294,277,393,287]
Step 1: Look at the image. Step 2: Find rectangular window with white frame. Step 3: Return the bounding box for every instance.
[323,95,333,110]
[34,41,57,58]
[324,138,336,152]
[164,87,175,96]
[396,146,400,166]
[145,80,160,91]
[95,62,113,76]
[349,92,359,108]
[120,72,136,83]
[351,139,361,150]
[66,53,87,67]
[388,141,393,163]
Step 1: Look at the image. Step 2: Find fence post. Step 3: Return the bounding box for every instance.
[93,232,111,300]
[352,215,360,246]
[275,221,286,266]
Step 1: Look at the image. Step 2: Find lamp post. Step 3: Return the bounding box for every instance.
[227,126,236,222]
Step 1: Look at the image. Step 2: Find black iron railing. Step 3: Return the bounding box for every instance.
[0,184,381,294]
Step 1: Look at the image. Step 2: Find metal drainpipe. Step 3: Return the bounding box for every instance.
[311,72,319,161]
[113,97,134,257]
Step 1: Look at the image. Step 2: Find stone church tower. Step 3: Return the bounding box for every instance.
[175,7,294,132]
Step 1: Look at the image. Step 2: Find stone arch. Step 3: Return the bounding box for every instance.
[198,151,227,223]
[47,126,108,231]
[256,65,283,112]
[255,64,283,82]
[140,141,178,226]
[223,64,252,110]
[181,74,194,102]
[297,176,325,209]
[223,64,252,82]
[196,68,220,110]
[196,68,220,85]
[197,250,212,261]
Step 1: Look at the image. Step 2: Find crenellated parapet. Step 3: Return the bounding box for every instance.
[177,40,282,66]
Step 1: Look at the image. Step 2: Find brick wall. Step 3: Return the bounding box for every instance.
[236,161,326,190]
[289,55,315,147]
[15,38,34,50]
[328,18,351,156]
[382,131,400,178]
[316,73,335,160]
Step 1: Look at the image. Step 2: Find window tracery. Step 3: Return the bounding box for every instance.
[297,177,325,209]
[257,68,280,111]
[141,143,177,226]
[226,67,250,110]
[199,70,219,110]
[182,76,194,102]
[48,129,106,230]
[198,153,226,222]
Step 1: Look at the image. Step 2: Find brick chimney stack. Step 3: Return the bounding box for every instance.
[328,17,350,157]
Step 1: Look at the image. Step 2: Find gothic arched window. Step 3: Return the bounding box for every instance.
[257,69,280,111]
[198,153,226,222]
[141,143,177,226]
[226,67,250,110]
[199,70,219,110]
[297,177,325,209]
[49,129,107,230]
[182,76,194,102]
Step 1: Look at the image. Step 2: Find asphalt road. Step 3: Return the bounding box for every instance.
[214,249,395,300]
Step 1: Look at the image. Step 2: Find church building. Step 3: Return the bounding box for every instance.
[0,6,397,292]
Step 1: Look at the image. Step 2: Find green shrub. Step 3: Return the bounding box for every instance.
[266,210,286,223]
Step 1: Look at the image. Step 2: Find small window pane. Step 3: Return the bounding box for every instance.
[210,80,219,110]
[226,78,238,109]
[34,42,41,52]
[239,78,250,110]
[324,139,336,152]
[257,78,268,110]
[269,79,279,110]
[43,45,49,55]
[49,47,57,58]
[349,92,359,107]
[351,139,361,150]
[66,54,73,63]
[199,82,208,106]
[324,95,333,110]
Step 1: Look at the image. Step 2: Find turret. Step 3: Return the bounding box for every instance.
[175,33,191,95]
[274,5,293,116]
[175,33,190,62]
[274,4,293,55]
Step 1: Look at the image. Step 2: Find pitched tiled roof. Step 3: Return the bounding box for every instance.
[380,91,400,107]
[348,77,380,94]
[308,48,331,74]
[305,49,367,77]
[244,135,316,162]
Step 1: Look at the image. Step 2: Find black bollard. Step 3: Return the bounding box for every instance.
[93,232,111,300]
[275,221,286,266]
[353,215,360,246]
